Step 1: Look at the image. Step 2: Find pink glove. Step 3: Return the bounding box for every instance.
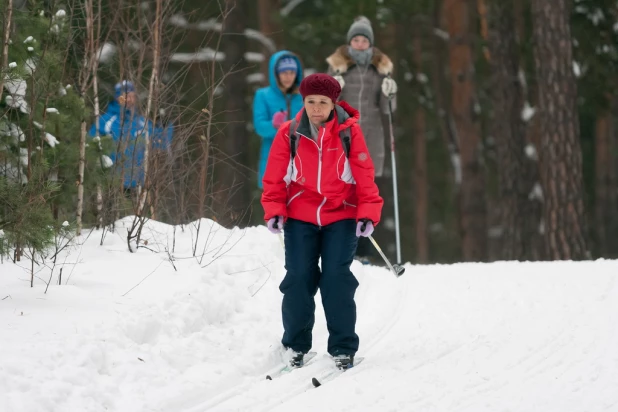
[272,111,287,129]
[267,216,283,234]
[356,220,374,237]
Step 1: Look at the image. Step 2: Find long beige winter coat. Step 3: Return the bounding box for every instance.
[326,46,397,177]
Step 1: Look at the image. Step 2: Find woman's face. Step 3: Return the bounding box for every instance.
[350,35,370,51]
[304,95,335,125]
[278,70,297,89]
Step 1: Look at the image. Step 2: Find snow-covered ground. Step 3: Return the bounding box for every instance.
[1,217,618,412]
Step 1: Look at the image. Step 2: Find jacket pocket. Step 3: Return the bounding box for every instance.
[343,200,357,209]
[287,190,304,206]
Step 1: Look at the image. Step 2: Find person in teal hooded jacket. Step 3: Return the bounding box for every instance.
[253,51,304,189]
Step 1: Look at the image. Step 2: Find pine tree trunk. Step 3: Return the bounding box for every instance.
[594,109,616,257]
[476,0,490,61]
[512,0,544,260]
[487,0,534,260]
[609,96,618,256]
[219,0,249,226]
[258,0,281,87]
[531,0,589,260]
[138,0,162,216]
[91,70,104,228]
[443,0,487,261]
[197,138,209,218]
[0,0,13,103]
[76,121,87,235]
[413,31,428,263]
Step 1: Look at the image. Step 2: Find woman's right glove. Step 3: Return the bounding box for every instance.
[272,111,287,129]
[267,216,283,234]
[381,77,397,97]
[356,219,374,237]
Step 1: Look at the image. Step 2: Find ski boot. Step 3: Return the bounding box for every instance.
[289,351,305,368]
[333,354,355,370]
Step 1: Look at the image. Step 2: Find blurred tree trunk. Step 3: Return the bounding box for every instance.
[487,0,535,260]
[594,107,617,257]
[531,0,589,260]
[258,0,282,87]
[476,0,490,61]
[219,0,250,227]
[443,0,487,261]
[413,29,428,263]
[513,0,544,260]
[431,0,462,261]
[610,96,618,256]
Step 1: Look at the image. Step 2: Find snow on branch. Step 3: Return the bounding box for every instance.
[170,49,264,64]
[281,0,306,16]
[170,48,224,63]
[168,15,276,52]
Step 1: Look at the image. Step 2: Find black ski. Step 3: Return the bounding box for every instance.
[265,351,317,380]
[311,357,364,387]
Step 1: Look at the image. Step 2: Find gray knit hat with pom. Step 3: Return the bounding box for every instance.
[346,16,374,45]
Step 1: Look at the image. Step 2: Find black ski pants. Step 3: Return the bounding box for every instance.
[280,218,359,356]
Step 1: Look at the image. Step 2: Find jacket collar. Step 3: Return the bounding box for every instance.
[294,101,360,138]
[326,45,393,76]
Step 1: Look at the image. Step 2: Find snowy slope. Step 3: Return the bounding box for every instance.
[1,218,618,412]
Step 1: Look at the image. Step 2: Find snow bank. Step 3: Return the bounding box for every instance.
[1,217,618,412]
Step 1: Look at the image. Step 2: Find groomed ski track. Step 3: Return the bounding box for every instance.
[157,259,618,412]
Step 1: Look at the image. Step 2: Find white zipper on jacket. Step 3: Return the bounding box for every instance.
[316,197,327,226]
[297,127,327,226]
[287,190,304,206]
[316,128,326,225]
[316,127,325,194]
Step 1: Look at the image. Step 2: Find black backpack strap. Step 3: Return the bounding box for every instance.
[339,127,351,158]
[289,118,298,159]
[333,104,352,158]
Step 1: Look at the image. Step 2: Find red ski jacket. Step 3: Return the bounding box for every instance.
[261,101,383,227]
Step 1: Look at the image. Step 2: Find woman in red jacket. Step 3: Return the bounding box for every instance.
[261,73,383,370]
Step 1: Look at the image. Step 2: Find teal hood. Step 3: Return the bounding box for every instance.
[268,50,303,93]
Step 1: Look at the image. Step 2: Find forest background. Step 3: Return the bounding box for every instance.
[0,0,613,265]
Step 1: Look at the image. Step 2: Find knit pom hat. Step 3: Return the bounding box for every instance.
[347,16,374,45]
[114,80,135,98]
[299,73,341,103]
[276,56,298,74]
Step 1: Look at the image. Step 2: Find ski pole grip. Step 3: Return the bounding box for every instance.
[360,219,368,231]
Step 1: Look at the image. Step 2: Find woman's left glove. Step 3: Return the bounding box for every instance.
[356,219,374,237]
[381,78,397,97]
[267,216,283,234]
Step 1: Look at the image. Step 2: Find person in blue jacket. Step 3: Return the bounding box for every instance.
[90,80,172,191]
[253,51,304,189]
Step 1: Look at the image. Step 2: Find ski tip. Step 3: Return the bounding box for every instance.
[311,377,321,387]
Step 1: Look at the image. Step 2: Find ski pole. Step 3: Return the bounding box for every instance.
[368,235,405,277]
[278,233,285,249]
[386,91,402,265]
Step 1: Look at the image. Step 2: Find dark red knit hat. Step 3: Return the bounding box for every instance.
[299,73,341,102]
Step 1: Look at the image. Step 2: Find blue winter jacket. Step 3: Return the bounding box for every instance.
[89,100,172,189]
[253,50,303,189]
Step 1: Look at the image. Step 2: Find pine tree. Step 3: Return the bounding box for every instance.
[0,1,99,264]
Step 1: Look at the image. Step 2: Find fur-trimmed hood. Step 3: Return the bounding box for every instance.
[326,46,393,76]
